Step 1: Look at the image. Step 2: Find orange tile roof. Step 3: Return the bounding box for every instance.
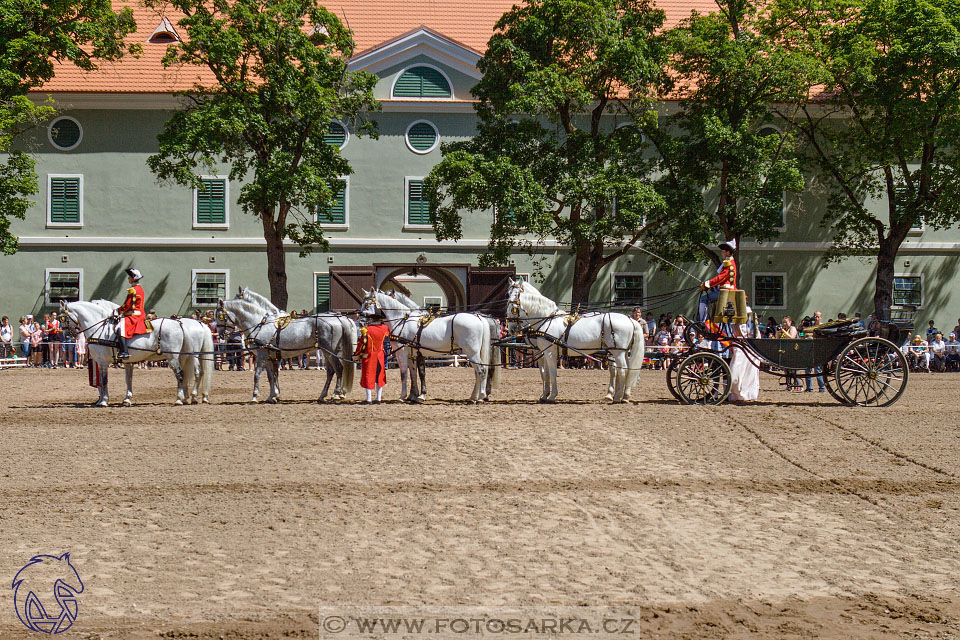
[37,0,718,94]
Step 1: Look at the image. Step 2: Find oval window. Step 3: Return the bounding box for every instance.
[406,121,439,154]
[48,116,82,151]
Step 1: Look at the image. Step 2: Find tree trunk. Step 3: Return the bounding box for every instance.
[874,239,896,321]
[262,213,288,310]
[570,244,602,308]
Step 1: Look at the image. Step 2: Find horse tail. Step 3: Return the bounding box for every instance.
[339,316,356,393]
[625,319,645,392]
[198,323,215,399]
[487,318,502,390]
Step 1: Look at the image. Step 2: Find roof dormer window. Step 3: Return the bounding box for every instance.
[149,17,181,44]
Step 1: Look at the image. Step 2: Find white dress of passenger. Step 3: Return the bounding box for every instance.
[728,316,760,402]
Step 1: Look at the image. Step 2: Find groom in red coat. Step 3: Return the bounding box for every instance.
[117,267,148,359]
[354,315,389,404]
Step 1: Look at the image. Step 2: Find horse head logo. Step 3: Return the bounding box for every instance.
[12,553,84,634]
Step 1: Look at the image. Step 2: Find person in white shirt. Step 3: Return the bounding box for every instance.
[945,333,960,371]
[0,316,12,359]
[929,333,947,371]
[729,308,760,402]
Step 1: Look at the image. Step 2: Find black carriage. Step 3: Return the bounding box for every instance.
[667,303,912,407]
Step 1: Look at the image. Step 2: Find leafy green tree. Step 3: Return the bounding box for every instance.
[146,0,378,308]
[0,0,138,253]
[769,0,960,319]
[641,0,810,270]
[424,0,671,305]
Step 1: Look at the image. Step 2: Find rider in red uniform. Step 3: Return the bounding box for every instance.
[699,239,738,323]
[354,316,390,404]
[117,268,148,359]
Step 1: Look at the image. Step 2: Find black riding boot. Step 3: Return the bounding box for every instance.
[117,335,129,359]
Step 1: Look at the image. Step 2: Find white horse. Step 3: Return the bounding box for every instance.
[218,290,356,403]
[60,300,213,406]
[505,279,645,403]
[359,289,501,403]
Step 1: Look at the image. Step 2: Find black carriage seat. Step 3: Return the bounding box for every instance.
[742,333,857,370]
[810,318,868,339]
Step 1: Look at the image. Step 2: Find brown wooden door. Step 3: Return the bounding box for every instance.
[466,267,516,317]
[329,267,376,312]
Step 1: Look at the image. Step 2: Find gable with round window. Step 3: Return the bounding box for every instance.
[405,120,439,154]
[324,120,348,149]
[392,65,452,99]
[48,116,82,151]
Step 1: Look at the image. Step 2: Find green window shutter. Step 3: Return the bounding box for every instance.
[49,177,80,223]
[324,121,346,148]
[393,66,451,98]
[407,122,437,152]
[196,179,226,224]
[316,273,330,312]
[407,180,432,225]
[318,179,346,225]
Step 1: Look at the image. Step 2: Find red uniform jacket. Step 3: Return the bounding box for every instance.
[354,322,389,389]
[707,258,738,290]
[118,284,148,338]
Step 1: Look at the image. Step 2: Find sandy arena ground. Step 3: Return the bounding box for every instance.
[1,364,959,639]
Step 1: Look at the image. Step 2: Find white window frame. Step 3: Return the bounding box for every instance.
[403,175,433,230]
[316,175,349,230]
[44,268,83,306]
[46,173,84,229]
[326,119,350,151]
[192,175,230,230]
[390,63,455,100]
[423,296,442,311]
[191,269,229,307]
[892,272,923,309]
[515,273,531,283]
[404,119,440,155]
[47,116,83,151]
[752,271,787,310]
[610,271,646,306]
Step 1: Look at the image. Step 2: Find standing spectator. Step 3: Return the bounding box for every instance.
[30,318,43,367]
[645,312,655,337]
[62,323,76,368]
[227,328,245,371]
[632,308,649,338]
[778,316,800,391]
[805,311,825,392]
[868,313,881,336]
[76,328,87,367]
[926,319,940,341]
[764,316,778,338]
[945,333,960,371]
[0,316,12,359]
[46,312,62,367]
[19,316,32,361]
[929,333,947,372]
[952,317,960,341]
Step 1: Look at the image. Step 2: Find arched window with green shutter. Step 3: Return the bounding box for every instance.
[324,121,348,149]
[405,120,439,154]
[392,65,452,98]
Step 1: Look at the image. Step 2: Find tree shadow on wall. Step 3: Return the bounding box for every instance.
[91,261,133,302]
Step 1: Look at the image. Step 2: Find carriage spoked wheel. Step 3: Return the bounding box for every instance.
[665,357,683,402]
[675,352,731,405]
[833,337,909,407]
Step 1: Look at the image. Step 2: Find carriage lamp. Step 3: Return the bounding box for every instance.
[723,302,736,320]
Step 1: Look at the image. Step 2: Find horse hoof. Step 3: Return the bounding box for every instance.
[174,399,183,406]
[603,394,614,401]
[267,397,278,405]
[190,398,199,405]
[202,397,210,404]
[317,397,325,404]
[93,401,107,408]
[123,399,133,406]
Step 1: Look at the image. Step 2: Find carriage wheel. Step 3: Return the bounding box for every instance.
[675,352,731,405]
[821,365,848,405]
[666,357,683,402]
[833,337,909,408]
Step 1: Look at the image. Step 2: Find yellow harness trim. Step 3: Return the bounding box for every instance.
[564,314,581,327]
[275,315,292,330]
[417,313,436,328]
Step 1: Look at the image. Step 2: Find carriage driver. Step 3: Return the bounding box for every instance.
[698,239,738,323]
[116,268,149,359]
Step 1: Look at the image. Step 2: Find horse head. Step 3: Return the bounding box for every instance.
[359,289,379,317]
[12,553,84,634]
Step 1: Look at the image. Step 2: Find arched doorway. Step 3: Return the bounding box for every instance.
[328,264,515,314]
